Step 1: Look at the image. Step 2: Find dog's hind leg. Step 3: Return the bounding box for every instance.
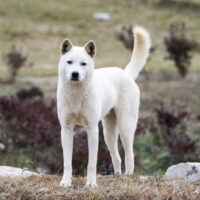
[117,111,138,175]
[117,116,137,174]
[102,109,121,174]
[116,97,139,174]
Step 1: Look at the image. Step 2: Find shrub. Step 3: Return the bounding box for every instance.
[135,120,148,135]
[0,88,128,175]
[0,45,32,84]
[117,26,134,50]
[5,87,192,176]
[16,87,43,101]
[155,103,195,158]
[164,23,199,78]
[1,88,199,175]
[116,25,155,52]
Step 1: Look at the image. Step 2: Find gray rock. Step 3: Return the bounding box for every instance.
[0,166,39,177]
[93,13,111,21]
[165,162,200,182]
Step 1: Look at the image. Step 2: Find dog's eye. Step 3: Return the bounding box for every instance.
[81,62,87,66]
[67,60,72,64]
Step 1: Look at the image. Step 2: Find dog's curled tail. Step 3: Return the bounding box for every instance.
[125,26,151,80]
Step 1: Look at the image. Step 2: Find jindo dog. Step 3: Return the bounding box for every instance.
[57,26,151,188]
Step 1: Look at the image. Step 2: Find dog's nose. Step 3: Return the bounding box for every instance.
[71,72,79,81]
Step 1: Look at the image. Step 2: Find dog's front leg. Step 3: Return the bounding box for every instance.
[86,126,99,188]
[60,127,74,187]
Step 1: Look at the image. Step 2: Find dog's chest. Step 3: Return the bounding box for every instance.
[58,83,92,127]
[66,112,88,127]
[64,96,89,127]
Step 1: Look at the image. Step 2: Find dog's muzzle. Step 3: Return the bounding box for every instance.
[71,72,79,81]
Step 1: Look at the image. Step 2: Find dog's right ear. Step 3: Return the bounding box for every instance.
[60,39,73,55]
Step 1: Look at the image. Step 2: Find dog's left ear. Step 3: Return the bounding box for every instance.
[84,40,96,57]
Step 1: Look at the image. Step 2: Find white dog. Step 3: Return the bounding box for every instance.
[57,25,151,188]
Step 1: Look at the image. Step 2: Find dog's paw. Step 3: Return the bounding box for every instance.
[86,180,98,188]
[125,169,134,175]
[60,178,72,188]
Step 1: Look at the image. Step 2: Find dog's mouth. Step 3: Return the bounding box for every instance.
[70,78,80,81]
[69,77,84,83]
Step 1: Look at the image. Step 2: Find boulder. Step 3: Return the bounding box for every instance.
[0,166,38,177]
[165,162,200,182]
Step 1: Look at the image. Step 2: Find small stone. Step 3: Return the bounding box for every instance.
[93,13,111,21]
[0,143,5,151]
[37,167,51,174]
[139,175,149,182]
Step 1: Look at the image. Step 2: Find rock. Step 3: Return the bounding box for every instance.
[139,175,149,182]
[38,187,48,192]
[37,167,51,174]
[0,166,39,177]
[93,13,111,21]
[0,143,5,151]
[165,162,200,182]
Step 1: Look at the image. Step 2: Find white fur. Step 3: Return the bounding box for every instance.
[125,26,151,80]
[57,25,151,188]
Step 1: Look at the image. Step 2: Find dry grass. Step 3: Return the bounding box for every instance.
[0,174,200,200]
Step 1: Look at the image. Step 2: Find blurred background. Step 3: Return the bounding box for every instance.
[0,0,200,176]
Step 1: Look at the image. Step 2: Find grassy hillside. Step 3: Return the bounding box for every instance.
[0,174,200,199]
[0,0,199,77]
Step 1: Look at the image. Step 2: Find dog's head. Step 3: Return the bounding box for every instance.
[58,39,95,83]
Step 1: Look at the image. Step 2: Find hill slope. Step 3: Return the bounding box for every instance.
[0,0,200,77]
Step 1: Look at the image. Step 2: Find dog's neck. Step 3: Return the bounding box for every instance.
[60,77,92,114]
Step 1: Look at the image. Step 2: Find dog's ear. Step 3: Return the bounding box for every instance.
[84,40,96,57]
[60,39,73,55]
